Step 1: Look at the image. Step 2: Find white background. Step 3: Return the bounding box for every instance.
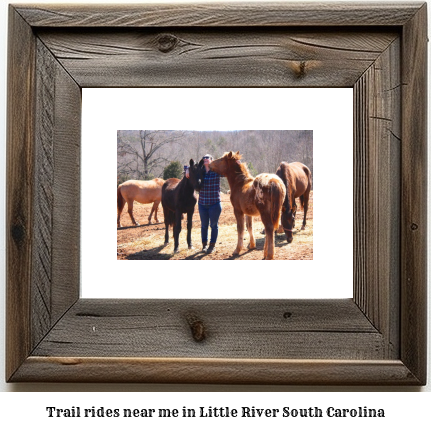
[0,0,429,418]
[82,87,353,299]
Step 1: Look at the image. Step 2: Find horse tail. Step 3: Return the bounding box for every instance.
[300,165,312,210]
[167,210,176,227]
[307,166,312,191]
[117,185,125,213]
[270,179,285,229]
[162,202,176,227]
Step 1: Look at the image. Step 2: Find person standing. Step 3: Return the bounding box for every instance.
[198,154,222,253]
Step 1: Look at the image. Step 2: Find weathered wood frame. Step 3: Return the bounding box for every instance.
[6,2,427,385]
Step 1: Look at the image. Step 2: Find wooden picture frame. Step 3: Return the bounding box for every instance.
[6,2,427,385]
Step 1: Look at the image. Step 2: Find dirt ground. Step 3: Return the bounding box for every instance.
[117,192,313,260]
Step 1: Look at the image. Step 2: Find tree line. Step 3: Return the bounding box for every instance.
[117,130,313,192]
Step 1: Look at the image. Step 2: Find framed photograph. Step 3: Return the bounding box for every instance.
[82,87,352,300]
[6,2,427,384]
[114,128,316,262]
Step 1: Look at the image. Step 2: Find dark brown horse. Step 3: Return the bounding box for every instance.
[276,161,312,243]
[210,151,286,260]
[162,159,204,252]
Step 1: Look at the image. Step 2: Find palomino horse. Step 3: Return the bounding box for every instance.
[210,151,286,260]
[117,178,165,227]
[276,161,312,243]
[162,159,204,252]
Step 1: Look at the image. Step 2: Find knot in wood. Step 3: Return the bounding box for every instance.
[295,61,307,78]
[157,34,179,53]
[11,222,26,246]
[410,223,419,231]
[186,314,206,342]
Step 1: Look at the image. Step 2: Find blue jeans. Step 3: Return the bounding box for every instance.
[199,202,222,244]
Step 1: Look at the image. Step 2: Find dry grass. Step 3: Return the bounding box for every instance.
[117,191,313,260]
[119,218,313,261]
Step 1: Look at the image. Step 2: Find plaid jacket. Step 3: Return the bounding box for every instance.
[198,170,221,205]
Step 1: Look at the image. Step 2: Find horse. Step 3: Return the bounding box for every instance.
[162,159,204,252]
[117,178,165,227]
[276,161,312,243]
[210,151,286,260]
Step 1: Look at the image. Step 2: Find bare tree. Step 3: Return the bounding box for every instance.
[118,130,313,183]
[117,130,188,180]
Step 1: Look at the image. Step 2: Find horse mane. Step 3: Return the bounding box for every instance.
[173,172,189,193]
[278,162,294,210]
[222,151,254,182]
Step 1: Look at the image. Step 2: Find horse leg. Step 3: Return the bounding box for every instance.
[117,192,126,228]
[153,201,160,223]
[301,191,310,230]
[164,210,170,244]
[164,223,169,244]
[127,199,139,226]
[261,213,275,260]
[173,210,182,252]
[148,201,157,224]
[246,215,255,249]
[233,209,245,255]
[265,223,275,260]
[186,209,194,249]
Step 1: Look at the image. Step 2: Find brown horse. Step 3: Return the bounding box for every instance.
[117,178,165,227]
[276,161,312,243]
[210,151,286,260]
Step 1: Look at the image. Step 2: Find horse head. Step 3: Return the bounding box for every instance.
[188,158,205,191]
[281,203,297,243]
[210,151,242,176]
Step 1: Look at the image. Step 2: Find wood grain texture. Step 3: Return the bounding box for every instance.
[400,3,428,384]
[6,2,427,385]
[32,299,383,360]
[12,357,420,385]
[31,38,81,352]
[32,40,56,347]
[49,52,81,324]
[14,2,423,27]
[6,7,36,381]
[353,38,401,358]
[37,29,398,88]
